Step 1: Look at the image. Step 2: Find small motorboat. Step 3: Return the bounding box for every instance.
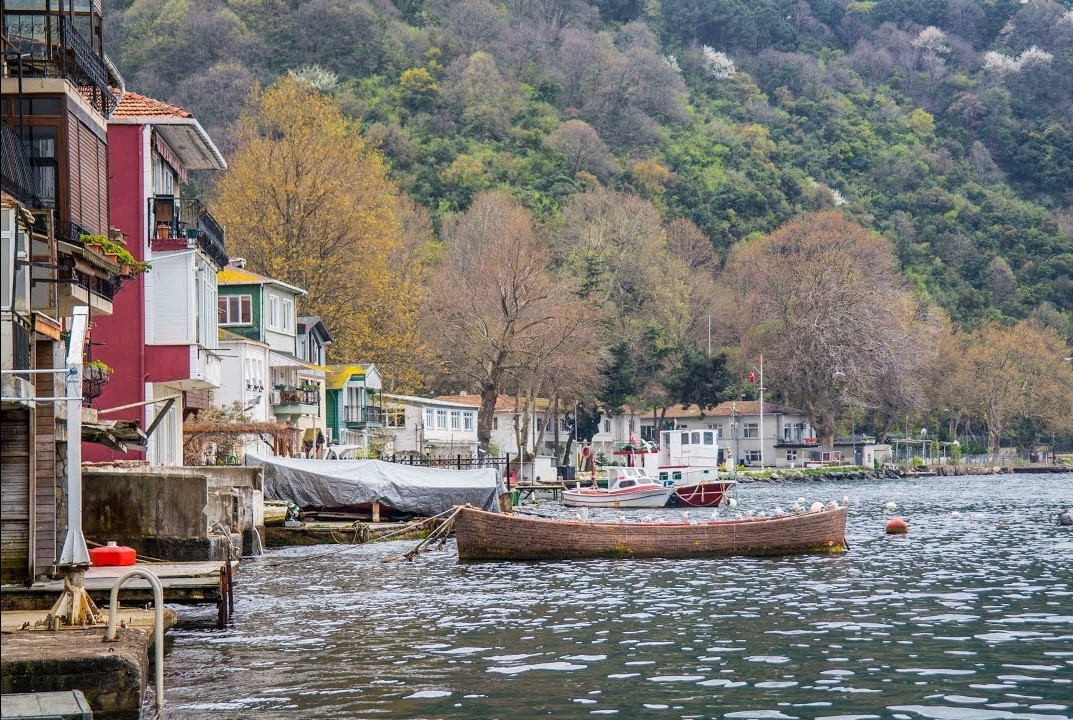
[455,504,848,561]
[562,473,673,509]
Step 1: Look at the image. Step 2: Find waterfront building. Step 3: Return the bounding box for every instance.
[2,0,129,583]
[83,91,228,465]
[325,364,383,452]
[381,393,478,460]
[216,260,327,455]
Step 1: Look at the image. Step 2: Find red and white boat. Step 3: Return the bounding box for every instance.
[655,429,736,508]
[562,469,673,509]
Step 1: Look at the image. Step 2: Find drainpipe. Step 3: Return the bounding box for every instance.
[103,54,125,113]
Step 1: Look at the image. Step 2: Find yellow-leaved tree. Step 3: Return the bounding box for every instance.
[213,76,425,390]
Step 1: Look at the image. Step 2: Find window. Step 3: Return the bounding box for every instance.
[703,432,714,445]
[218,295,252,325]
[785,449,798,462]
[681,431,690,445]
[269,295,280,329]
[691,431,701,444]
[282,299,293,331]
[450,410,461,430]
[744,422,759,438]
[640,425,654,440]
[536,417,544,433]
[424,408,435,429]
[463,412,474,431]
[493,417,499,430]
[783,425,791,440]
[745,450,762,463]
[603,419,611,433]
[385,408,405,428]
[435,409,447,429]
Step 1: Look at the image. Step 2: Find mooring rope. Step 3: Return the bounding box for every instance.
[262,506,460,567]
[382,506,464,563]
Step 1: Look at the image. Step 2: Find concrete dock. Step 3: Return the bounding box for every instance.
[265,519,443,546]
[1,627,149,720]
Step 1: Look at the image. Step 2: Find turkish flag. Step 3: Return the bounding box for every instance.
[748,371,756,383]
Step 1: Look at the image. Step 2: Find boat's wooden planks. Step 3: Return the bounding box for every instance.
[455,507,847,561]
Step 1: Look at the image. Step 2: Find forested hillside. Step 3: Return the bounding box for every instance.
[101,0,1073,452]
[105,0,1072,330]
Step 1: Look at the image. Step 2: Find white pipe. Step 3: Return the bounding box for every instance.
[106,568,165,717]
[58,306,90,566]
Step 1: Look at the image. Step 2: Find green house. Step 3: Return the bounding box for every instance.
[325,363,383,447]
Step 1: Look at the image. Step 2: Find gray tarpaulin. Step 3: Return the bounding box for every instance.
[249,456,505,515]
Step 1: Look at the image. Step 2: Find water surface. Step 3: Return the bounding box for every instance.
[163,473,1073,719]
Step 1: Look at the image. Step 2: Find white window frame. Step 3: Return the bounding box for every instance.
[435,409,447,429]
[786,449,798,462]
[218,294,252,326]
[463,412,474,431]
[450,410,461,430]
[745,450,762,463]
[424,408,435,429]
[603,419,611,433]
[744,422,759,439]
[282,298,293,331]
[269,294,280,329]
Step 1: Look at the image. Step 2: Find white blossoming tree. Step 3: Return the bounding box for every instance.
[701,46,736,80]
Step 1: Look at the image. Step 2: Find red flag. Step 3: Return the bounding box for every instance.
[758,354,763,364]
[748,371,756,383]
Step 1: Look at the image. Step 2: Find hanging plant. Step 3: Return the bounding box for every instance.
[80,234,151,276]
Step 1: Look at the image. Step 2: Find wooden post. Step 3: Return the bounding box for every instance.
[372,501,381,523]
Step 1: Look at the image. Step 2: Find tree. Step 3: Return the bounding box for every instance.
[424,191,598,453]
[961,320,1073,452]
[724,212,929,446]
[547,120,617,181]
[213,77,425,386]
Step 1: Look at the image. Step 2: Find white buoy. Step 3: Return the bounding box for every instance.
[728,498,738,509]
[884,501,897,511]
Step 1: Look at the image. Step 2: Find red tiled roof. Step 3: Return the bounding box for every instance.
[111,91,192,119]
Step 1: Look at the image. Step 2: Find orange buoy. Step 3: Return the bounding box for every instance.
[885,517,909,535]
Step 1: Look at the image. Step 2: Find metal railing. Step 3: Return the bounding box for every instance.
[105,569,165,717]
[274,387,319,406]
[2,13,116,116]
[152,198,229,268]
[0,122,42,207]
[2,310,33,382]
[344,405,383,424]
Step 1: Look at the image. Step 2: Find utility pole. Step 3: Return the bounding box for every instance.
[759,354,764,470]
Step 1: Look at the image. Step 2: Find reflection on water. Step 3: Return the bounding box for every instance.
[164,473,1073,719]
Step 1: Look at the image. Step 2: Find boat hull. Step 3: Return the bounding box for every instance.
[562,486,673,508]
[455,506,848,561]
[668,481,735,507]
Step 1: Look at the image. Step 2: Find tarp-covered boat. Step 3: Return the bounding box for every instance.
[455,505,847,560]
[250,456,506,516]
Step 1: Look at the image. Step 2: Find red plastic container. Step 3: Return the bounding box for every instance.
[89,544,137,567]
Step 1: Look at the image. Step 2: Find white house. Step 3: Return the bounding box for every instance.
[381,393,478,459]
[216,328,272,457]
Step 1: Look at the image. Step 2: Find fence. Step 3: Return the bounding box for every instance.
[387,453,521,486]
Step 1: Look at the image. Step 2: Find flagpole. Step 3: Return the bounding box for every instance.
[759,354,764,471]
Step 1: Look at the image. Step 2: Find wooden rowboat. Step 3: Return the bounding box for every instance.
[454,506,848,561]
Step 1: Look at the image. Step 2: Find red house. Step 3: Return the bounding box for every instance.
[83,92,228,464]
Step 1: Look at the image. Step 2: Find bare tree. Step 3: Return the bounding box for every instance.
[424,191,598,453]
[547,119,617,181]
[723,211,928,446]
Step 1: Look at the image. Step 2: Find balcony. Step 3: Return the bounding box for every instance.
[0,123,42,208]
[271,385,320,418]
[344,405,383,428]
[2,12,116,116]
[775,436,820,448]
[150,197,228,269]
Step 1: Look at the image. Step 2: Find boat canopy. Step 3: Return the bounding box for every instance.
[249,455,507,515]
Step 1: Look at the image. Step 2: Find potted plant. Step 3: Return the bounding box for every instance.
[82,359,113,405]
[79,233,108,255]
